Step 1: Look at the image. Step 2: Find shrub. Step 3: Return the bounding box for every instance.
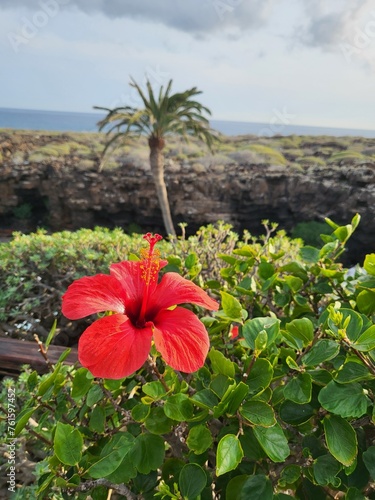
[291,220,330,247]
[1,215,375,499]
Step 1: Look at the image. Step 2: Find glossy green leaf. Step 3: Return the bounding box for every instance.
[145,407,173,435]
[280,401,315,425]
[352,325,375,352]
[284,275,303,292]
[356,290,375,315]
[243,317,280,350]
[226,475,249,500]
[179,463,207,499]
[71,367,92,399]
[318,381,368,418]
[216,434,244,476]
[302,339,340,366]
[328,309,363,342]
[253,423,290,462]
[86,385,104,407]
[89,405,106,433]
[143,381,167,400]
[131,403,150,422]
[300,246,320,263]
[284,373,312,404]
[240,400,276,427]
[54,422,83,466]
[323,415,357,466]
[284,318,314,349]
[313,454,342,487]
[220,291,243,320]
[364,254,375,276]
[363,446,375,479]
[240,474,273,500]
[335,362,373,384]
[14,407,37,437]
[209,348,235,377]
[246,358,274,395]
[186,424,213,455]
[131,433,165,474]
[88,433,135,478]
[164,394,194,421]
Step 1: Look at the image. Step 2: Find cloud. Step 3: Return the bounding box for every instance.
[0,0,277,35]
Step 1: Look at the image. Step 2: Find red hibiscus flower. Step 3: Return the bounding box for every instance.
[62,233,219,379]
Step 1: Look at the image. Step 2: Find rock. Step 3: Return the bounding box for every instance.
[0,131,374,266]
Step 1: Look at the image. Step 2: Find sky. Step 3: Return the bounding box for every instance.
[0,0,375,130]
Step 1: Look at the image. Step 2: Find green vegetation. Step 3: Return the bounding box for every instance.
[1,215,375,499]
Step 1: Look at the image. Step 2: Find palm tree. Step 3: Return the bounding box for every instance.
[94,78,217,237]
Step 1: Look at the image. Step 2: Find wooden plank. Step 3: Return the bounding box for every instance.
[0,337,78,376]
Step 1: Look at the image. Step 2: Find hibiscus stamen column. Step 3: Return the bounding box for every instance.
[137,233,163,327]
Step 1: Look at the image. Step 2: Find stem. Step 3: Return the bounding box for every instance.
[147,356,170,392]
[71,478,137,499]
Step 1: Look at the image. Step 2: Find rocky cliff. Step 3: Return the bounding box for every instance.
[0,130,374,264]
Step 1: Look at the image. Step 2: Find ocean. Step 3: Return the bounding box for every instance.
[1,107,375,138]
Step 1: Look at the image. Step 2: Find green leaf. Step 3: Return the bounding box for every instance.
[186,424,213,455]
[179,463,207,499]
[300,246,320,263]
[131,403,150,422]
[209,348,235,377]
[284,373,312,404]
[279,465,301,487]
[45,319,57,349]
[313,454,342,487]
[328,309,364,342]
[323,415,357,466]
[284,318,314,349]
[259,261,275,280]
[356,290,375,315]
[364,254,375,276]
[131,433,165,474]
[71,367,92,400]
[89,433,135,478]
[352,325,375,352]
[185,252,198,269]
[220,291,243,321]
[86,385,104,407]
[14,407,37,437]
[284,275,303,292]
[89,405,106,433]
[246,358,274,395]
[226,475,249,500]
[216,434,244,476]
[54,422,83,466]
[164,394,194,421]
[142,381,167,400]
[335,361,373,384]
[243,317,280,350]
[363,446,375,479]
[279,401,315,425]
[240,474,273,500]
[240,401,276,427]
[318,381,368,418]
[302,339,340,366]
[145,407,173,435]
[191,389,218,410]
[253,423,290,462]
[37,364,61,397]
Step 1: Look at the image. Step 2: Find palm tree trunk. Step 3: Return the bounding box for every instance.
[149,142,176,237]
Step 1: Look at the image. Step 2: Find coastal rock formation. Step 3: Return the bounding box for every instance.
[0,131,374,264]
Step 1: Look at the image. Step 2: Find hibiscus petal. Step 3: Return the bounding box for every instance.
[78,314,153,379]
[148,272,219,315]
[153,307,210,373]
[110,259,168,319]
[62,274,126,320]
